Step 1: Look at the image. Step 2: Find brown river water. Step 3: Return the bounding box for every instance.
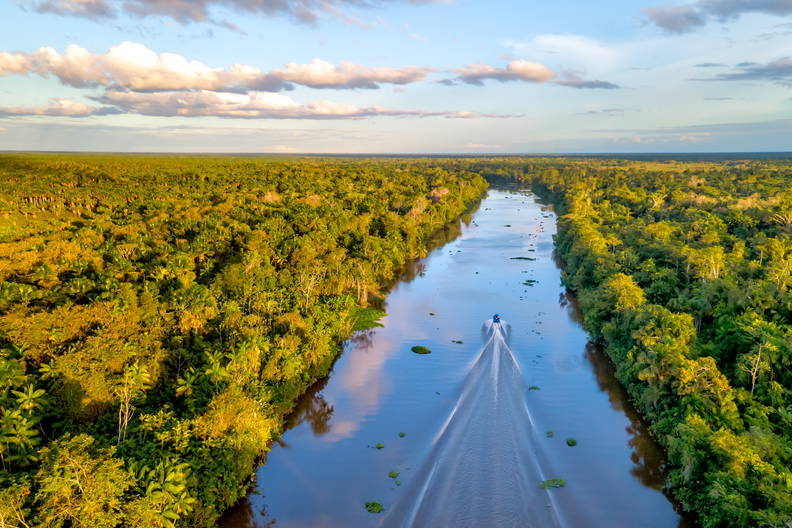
[220,188,690,528]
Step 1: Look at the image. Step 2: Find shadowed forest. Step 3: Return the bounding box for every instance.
[0,154,790,528]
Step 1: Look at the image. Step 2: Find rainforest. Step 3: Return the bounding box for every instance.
[0,154,790,528]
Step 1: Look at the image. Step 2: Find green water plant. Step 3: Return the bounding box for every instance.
[365,501,383,513]
[566,438,577,447]
[411,346,432,354]
[540,478,566,489]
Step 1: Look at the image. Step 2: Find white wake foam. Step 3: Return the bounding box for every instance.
[382,319,560,528]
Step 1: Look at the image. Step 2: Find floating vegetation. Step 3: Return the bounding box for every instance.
[375,443,384,450]
[566,438,577,447]
[399,432,406,438]
[395,480,402,486]
[429,312,436,316]
[523,279,538,286]
[529,385,540,391]
[540,478,566,489]
[411,345,432,354]
[546,431,554,438]
[510,256,537,261]
[452,340,464,344]
[388,471,400,479]
[365,501,383,513]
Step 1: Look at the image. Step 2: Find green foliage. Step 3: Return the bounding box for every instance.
[515,157,792,527]
[3,154,788,526]
[350,308,385,332]
[388,471,399,479]
[539,478,566,489]
[364,501,383,513]
[34,434,133,528]
[411,345,432,354]
[0,154,487,526]
[565,438,577,447]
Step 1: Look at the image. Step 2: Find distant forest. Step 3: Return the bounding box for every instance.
[0,154,790,527]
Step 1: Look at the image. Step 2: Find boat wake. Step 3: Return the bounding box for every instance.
[381,319,561,528]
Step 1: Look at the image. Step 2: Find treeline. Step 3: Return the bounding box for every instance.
[487,158,790,527]
[0,154,487,527]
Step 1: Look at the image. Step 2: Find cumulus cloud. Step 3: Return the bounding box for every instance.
[26,0,444,24]
[643,6,706,33]
[0,42,432,92]
[446,61,620,89]
[93,90,520,119]
[0,98,121,117]
[645,0,792,33]
[452,60,555,85]
[269,59,433,89]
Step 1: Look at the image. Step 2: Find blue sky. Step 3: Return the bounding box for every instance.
[1,0,791,153]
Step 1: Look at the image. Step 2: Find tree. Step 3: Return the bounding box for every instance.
[116,363,151,444]
[34,434,134,528]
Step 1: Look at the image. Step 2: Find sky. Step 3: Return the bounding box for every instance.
[0,0,791,153]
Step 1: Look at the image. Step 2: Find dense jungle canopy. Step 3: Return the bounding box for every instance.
[0,154,790,528]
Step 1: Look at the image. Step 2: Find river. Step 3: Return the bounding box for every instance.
[220,187,689,527]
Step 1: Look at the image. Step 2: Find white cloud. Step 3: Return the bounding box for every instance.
[452,60,555,85]
[26,0,447,25]
[269,59,433,89]
[503,34,624,74]
[0,98,121,116]
[447,58,618,89]
[530,34,617,65]
[272,144,298,152]
[0,42,432,92]
[94,90,521,119]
